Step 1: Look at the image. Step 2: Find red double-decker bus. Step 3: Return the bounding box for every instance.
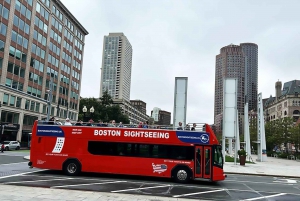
[28,121,226,183]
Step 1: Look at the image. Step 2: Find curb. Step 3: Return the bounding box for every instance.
[23,156,30,161]
[225,172,300,178]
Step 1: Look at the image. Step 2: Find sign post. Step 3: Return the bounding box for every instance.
[257,93,267,162]
[173,77,188,130]
[222,78,238,164]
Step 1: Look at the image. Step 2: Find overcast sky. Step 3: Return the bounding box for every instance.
[61,0,300,124]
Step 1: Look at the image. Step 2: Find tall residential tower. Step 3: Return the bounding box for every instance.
[214,43,258,133]
[100,33,132,101]
[214,44,245,131]
[241,43,258,111]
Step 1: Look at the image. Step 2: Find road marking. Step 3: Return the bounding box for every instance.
[242,193,286,201]
[111,185,170,193]
[173,189,225,198]
[3,177,75,184]
[0,169,45,180]
[52,180,126,188]
[20,174,120,182]
[273,179,297,184]
[0,154,28,157]
[0,162,27,166]
[243,183,264,200]
[225,180,297,185]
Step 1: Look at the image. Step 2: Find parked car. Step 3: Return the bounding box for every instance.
[0,141,21,151]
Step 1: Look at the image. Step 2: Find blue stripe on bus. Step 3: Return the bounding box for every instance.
[176,131,210,144]
[36,125,65,137]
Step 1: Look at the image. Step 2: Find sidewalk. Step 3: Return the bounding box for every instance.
[0,184,201,201]
[224,154,300,178]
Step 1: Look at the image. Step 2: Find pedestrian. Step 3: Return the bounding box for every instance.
[1,143,4,153]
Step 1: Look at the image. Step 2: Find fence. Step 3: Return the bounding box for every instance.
[37,120,208,132]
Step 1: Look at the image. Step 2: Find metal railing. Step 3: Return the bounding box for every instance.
[37,120,208,132]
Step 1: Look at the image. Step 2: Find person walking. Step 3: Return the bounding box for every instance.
[1,143,4,153]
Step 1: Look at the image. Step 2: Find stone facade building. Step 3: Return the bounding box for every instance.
[264,80,300,122]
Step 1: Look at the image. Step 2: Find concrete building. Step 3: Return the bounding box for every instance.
[130,99,146,114]
[264,80,300,122]
[99,33,150,124]
[151,108,171,125]
[100,33,132,102]
[241,43,258,111]
[0,0,88,146]
[113,99,149,124]
[214,44,245,132]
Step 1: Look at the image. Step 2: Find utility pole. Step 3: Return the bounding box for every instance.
[47,77,53,121]
[0,102,3,140]
[66,102,69,118]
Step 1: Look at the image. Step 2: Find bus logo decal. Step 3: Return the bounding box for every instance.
[200,134,209,143]
[52,137,65,153]
[152,163,167,174]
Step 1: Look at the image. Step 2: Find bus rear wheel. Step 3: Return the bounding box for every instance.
[172,166,191,183]
[63,159,81,176]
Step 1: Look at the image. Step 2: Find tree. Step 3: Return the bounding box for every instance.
[265,120,280,152]
[290,123,300,154]
[78,93,130,124]
[278,117,294,153]
[100,90,113,106]
[249,117,257,150]
[78,97,103,122]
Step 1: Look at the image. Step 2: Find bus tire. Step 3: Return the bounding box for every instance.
[172,166,192,183]
[63,159,81,176]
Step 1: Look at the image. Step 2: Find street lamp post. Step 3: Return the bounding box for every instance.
[56,100,60,117]
[66,102,69,118]
[46,78,53,121]
[82,106,94,122]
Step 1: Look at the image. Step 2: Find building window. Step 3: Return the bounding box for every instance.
[9,95,15,106]
[3,93,9,105]
[0,3,10,20]
[16,97,21,108]
[15,0,31,20]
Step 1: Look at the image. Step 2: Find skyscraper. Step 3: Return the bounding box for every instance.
[100,33,132,102]
[0,0,88,144]
[214,44,245,130]
[240,43,258,111]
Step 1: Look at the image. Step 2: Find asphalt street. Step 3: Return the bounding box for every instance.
[1,154,300,200]
[0,167,299,201]
[0,153,36,178]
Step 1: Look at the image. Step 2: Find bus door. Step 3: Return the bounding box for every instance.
[194,146,203,178]
[195,146,212,179]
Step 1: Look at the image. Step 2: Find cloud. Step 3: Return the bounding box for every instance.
[61,0,300,124]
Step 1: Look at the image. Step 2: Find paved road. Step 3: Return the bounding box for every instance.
[0,169,299,200]
[0,154,37,178]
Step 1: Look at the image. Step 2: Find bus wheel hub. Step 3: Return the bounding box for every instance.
[177,170,187,180]
[67,163,77,173]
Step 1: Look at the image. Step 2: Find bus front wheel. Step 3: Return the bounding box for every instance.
[63,159,81,176]
[172,166,191,183]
